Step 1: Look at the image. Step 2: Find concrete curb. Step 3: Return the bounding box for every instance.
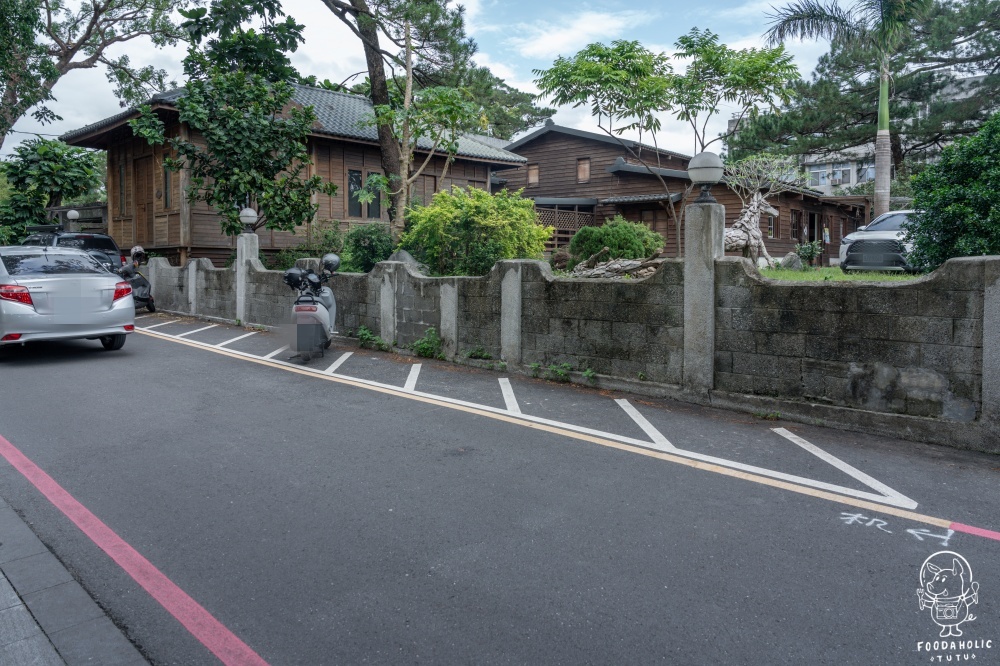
[0,498,147,665]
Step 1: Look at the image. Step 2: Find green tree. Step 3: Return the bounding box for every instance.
[904,112,1000,271]
[438,64,554,141]
[765,0,933,218]
[0,138,103,240]
[732,0,1000,167]
[129,1,336,236]
[533,33,797,255]
[0,0,192,151]
[400,187,551,276]
[343,223,394,272]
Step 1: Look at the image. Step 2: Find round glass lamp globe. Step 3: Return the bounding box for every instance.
[66,209,80,221]
[238,207,259,227]
[687,152,724,186]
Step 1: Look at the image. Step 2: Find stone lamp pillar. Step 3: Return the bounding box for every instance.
[683,152,726,396]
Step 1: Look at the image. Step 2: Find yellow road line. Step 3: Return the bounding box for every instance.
[138,329,962,532]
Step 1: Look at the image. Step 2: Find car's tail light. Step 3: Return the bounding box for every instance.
[1,334,22,341]
[121,255,128,265]
[294,305,318,312]
[0,285,33,307]
[113,282,132,301]
[124,325,134,331]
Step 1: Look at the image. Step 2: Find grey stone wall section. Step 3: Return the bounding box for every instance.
[517,260,685,384]
[235,233,259,324]
[981,258,1000,443]
[197,262,236,321]
[683,202,725,396]
[379,266,396,344]
[501,263,522,363]
[715,257,985,424]
[146,258,185,312]
[187,260,198,314]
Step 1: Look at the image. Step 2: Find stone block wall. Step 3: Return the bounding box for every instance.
[519,261,685,383]
[197,262,236,321]
[147,259,185,312]
[715,258,984,422]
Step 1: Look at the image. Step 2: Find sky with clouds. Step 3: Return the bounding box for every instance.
[4,0,832,158]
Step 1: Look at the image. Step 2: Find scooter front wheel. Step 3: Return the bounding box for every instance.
[147,299,156,313]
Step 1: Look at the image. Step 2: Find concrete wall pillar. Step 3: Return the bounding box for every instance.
[440,281,458,359]
[683,201,725,395]
[379,266,397,344]
[981,258,1000,441]
[501,263,522,364]
[235,232,258,325]
[186,259,198,315]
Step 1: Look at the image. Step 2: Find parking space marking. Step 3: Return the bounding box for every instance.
[140,320,179,330]
[134,315,153,320]
[0,434,270,666]
[214,332,257,348]
[772,427,914,505]
[323,352,352,375]
[135,328,966,527]
[499,378,521,415]
[176,324,218,338]
[616,399,677,452]
[404,364,421,392]
[262,345,289,359]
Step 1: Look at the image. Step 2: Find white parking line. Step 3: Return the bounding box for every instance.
[176,324,217,338]
[403,364,421,392]
[499,378,521,414]
[214,332,257,348]
[616,399,677,452]
[772,427,913,504]
[136,326,919,511]
[140,320,178,330]
[262,345,289,359]
[134,315,153,320]
[323,352,353,375]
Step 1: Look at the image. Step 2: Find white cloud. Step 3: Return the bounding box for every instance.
[505,10,651,60]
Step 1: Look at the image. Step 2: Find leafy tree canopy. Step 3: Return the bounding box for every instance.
[0,0,192,151]
[130,0,335,236]
[0,138,103,240]
[731,0,1000,165]
[904,112,1000,271]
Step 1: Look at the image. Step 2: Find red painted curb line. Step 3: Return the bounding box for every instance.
[0,434,268,666]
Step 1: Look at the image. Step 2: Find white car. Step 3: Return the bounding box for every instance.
[839,210,916,272]
[0,246,135,350]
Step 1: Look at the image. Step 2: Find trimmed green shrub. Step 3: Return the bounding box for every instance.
[262,224,344,271]
[906,112,1000,271]
[400,187,552,276]
[342,223,394,273]
[568,216,664,268]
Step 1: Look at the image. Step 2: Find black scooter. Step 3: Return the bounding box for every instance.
[118,263,156,312]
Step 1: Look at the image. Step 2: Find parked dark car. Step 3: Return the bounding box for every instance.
[20,226,126,272]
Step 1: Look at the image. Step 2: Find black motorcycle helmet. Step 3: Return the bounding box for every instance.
[282,266,306,289]
[321,253,341,273]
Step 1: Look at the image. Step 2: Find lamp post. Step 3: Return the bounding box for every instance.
[238,207,258,234]
[687,152,725,203]
[65,209,79,230]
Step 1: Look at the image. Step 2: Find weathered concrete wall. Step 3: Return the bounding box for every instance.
[151,244,997,452]
[715,258,983,423]
[519,261,684,383]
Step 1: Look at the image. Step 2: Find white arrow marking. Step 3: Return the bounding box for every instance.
[616,399,677,452]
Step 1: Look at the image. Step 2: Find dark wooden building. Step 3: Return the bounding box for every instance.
[498,122,866,264]
[61,85,525,265]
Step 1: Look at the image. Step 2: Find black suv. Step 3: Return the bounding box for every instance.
[20,226,125,272]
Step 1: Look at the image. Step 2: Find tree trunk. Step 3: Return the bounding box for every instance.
[874,64,891,218]
[349,0,403,234]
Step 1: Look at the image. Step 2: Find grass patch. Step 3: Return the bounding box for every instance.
[761,267,921,282]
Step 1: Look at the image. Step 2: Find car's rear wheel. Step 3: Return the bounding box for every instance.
[100,334,126,351]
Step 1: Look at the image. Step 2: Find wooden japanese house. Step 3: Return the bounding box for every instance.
[61,85,526,265]
[498,122,867,264]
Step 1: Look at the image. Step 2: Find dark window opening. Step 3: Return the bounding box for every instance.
[348,170,363,217]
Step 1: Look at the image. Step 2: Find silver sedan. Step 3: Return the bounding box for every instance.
[0,246,135,350]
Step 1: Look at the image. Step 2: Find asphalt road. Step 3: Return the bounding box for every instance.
[0,315,998,665]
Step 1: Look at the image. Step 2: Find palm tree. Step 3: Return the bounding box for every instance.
[765,0,930,217]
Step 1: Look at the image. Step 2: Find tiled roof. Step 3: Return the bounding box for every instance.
[506,123,691,161]
[62,84,525,164]
[600,192,683,204]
